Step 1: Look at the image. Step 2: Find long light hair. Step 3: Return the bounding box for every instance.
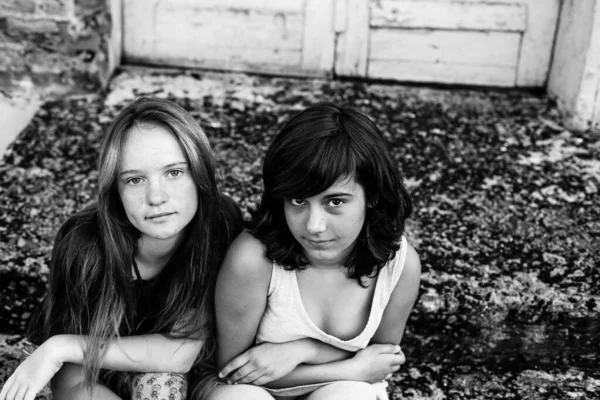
[41,97,241,385]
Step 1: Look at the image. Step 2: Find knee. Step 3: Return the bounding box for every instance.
[51,363,86,400]
[309,381,379,400]
[205,384,274,400]
[132,373,188,400]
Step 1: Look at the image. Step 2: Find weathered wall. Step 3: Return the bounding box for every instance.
[548,0,600,133]
[0,0,118,99]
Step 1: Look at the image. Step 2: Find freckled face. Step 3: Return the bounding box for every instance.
[117,124,198,246]
[283,176,367,267]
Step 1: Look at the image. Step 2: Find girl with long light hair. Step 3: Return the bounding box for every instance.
[0,97,242,400]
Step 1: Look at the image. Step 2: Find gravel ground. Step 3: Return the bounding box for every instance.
[1,67,599,399]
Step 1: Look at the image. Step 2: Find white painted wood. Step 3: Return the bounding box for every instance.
[335,0,369,77]
[161,0,303,12]
[361,0,561,87]
[370,29,521,67]
[369,60,516,86]
[106,0,122,85]
[124,0,335,77]
[370,0,527,32]
[123,0,156,61]
[515,0,561,87]
[548,0,600,133]
[301,0,335,74]
[334,0,347,33]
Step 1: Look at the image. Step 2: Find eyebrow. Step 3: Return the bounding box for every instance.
[119,161,188,177]
[322,192,354,199]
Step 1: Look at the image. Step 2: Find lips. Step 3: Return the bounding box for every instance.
[305,238,333,246]
[146,212,175,220]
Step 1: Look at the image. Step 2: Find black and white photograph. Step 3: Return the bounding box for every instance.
[0,0,598,399]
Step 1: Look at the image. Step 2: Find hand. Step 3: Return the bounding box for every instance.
[0,339,64,400]
[350,344,405,383]
[218,341,305,386]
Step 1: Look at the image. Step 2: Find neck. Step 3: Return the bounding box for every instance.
[135,233,183,278]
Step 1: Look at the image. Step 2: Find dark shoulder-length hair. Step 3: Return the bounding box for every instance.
[249,102,411,283]
[41,97,242,385]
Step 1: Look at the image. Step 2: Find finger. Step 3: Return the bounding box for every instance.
[377,344,400,354]
[237,370,263,385]
[23,387,37,400]
[251,374,272,387]
[4,381,20,400]
[229,364,256,384]
[14,384,28,400]
[394,352,406,365]
[219,354,249,379]
[0,372,16,400]
[384,373,393,380]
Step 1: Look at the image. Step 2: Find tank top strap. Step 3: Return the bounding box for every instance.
[267,260,281,297]
[372,236,408,314]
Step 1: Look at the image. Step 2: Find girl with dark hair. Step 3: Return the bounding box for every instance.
[0,97,242,400]
[206,103,421,400]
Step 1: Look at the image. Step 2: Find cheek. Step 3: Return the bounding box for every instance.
[119,190,141,215]
[346,209,366,237]
[283,209,302,236]
[179,180,199,218]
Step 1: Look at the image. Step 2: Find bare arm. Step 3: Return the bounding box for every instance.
[216,233,368,387]
[222,244,419,388]
[371,243,421,345]
[264,243,421,388]
[215,232,272,369]
[0,332,203,400]
[50,333,203,373]
[263,343,404,388]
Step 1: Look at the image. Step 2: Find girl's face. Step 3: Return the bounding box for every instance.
[117,124,198,247]
[283,175,367,267]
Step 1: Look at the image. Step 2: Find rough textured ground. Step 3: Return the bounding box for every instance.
[1,68,599,399]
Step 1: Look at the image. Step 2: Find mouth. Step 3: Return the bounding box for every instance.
[146,212,175,220]
[305,238,333,246]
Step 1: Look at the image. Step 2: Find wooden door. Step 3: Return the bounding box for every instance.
[335,0,561,87]
[123,0,336,77]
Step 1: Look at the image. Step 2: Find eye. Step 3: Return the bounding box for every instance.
[327,199,344,207]
[126,177,143,185]
[167,170,183,178]
[289,198,305,206]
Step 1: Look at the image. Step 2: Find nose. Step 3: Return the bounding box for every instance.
[146,180,168,206]
[305,206,326,234]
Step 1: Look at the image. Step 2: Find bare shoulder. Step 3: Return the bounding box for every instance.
[389,241,421,304]
[371,241,422,343]
[220,231,272,281]
[400,241,421,287]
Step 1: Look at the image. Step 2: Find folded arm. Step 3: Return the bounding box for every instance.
[52,333,203,373]
[0,332,203,400]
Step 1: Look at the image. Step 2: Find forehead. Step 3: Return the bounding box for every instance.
[318,175,363,195]
[119,124,186,170]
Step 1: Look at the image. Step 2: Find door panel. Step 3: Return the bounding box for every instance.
[123,0,335,77]
[336,0,560,87]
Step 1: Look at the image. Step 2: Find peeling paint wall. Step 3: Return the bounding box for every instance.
[0,0,117,99]
[548,0,600,133]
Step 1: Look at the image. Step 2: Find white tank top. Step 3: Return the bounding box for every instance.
[255,236,408,351]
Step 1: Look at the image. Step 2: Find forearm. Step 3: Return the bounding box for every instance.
[294,338,353,364]
[264,359,358,389]
[49,334,203,374]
